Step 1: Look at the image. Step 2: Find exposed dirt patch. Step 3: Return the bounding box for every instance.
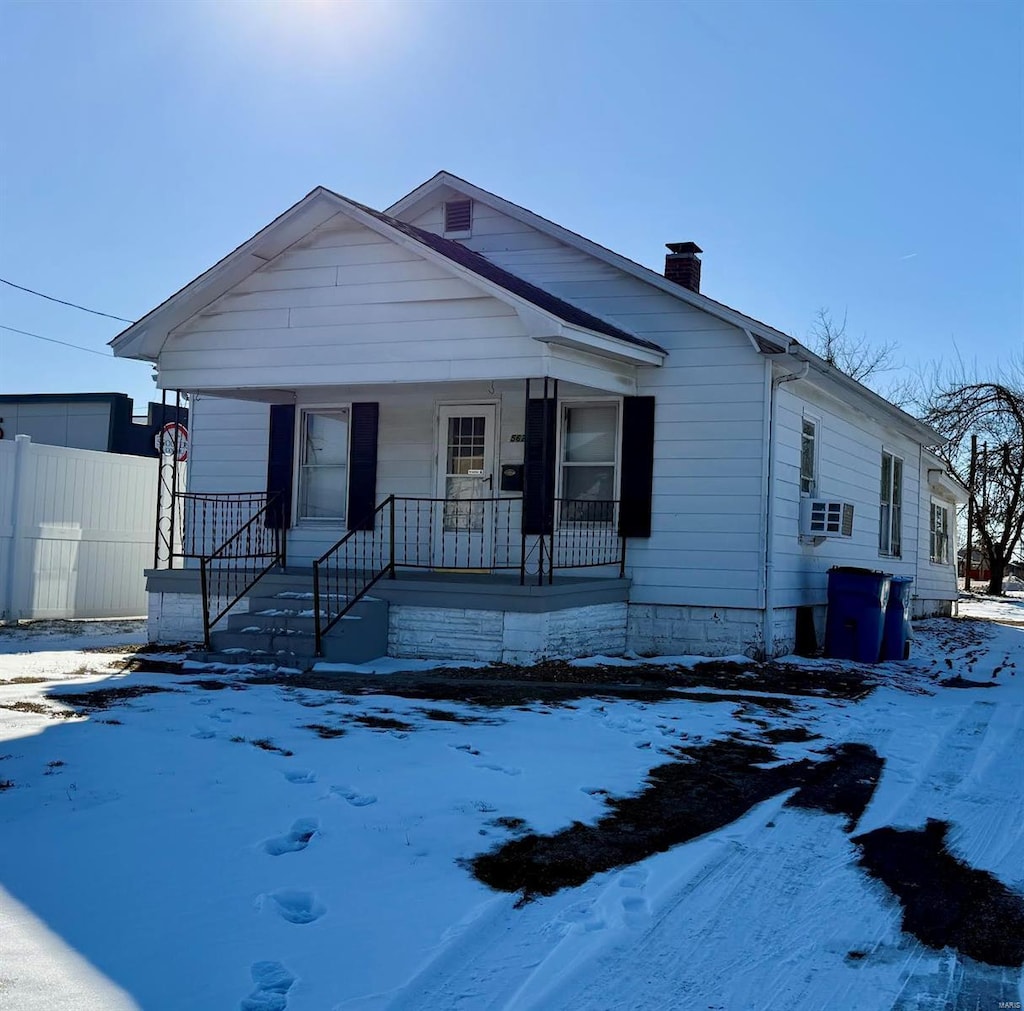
[0,700,77,719]
[117,657,186,675]
[230,736,294,757]
[0,677,52,685]
[938,676,999,690]
[417,707,504,725]
[184,679,247,692]
[136,642,198,655]
[350,714,414,732]
[763,726,821,744]
[469,740,883,904]
[489,816,528,833]
[303,723,347,739]
[52,684,178,713]
[853,819,1024,968]
[0,780,13,791]
[247,657,874,708]
[785,743,885,830]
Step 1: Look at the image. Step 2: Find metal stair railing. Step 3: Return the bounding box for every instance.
[200,494,286,648]
[312,496,396,657]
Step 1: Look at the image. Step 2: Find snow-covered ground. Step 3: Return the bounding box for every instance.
[0,599,1021,1010]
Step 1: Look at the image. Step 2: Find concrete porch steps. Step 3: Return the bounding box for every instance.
[194,584,388,669]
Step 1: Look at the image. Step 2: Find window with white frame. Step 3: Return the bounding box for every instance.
[560,403,618,522]
[297,408,349,521]
[879,450,903,556]
[800,417,817,494]
[930,501,950,564]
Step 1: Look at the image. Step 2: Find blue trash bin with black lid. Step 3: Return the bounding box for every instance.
[825,567,891,663]
[881,576,914,661]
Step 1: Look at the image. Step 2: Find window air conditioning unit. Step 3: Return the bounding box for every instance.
[800,499,854,540]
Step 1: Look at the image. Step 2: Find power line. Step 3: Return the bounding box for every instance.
[0,277,136,324]
[0,323,113,358]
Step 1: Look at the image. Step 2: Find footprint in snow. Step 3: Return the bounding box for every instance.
[451,743,481,756]
[192,729,216,740]
[266,890,325,925]
[475,763,522,776]
[618,868,650,923]
[284,769,317,785]
[209,711,232,724]
[550,901,606,935]
[241,960,295,1011]
[263,818,318,856]
[329,785,377,807]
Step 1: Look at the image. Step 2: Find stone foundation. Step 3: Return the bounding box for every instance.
[626,604,766,659]
[912,598,954,619]
[147,591,205,644]
[388,602,628,663]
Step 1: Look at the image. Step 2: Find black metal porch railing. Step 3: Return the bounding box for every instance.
[200,494,285,648]
[311,495,625,655]
[554,498,626,575]
[179,492,269,561]
[312,497,396,654]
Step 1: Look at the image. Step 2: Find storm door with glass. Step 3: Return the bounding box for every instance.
[434,405,496,569]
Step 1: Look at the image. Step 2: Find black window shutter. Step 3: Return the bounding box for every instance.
[522,398,556,535]
[266,404,296,529]
[619,396,655,538]
[347,402,380,531]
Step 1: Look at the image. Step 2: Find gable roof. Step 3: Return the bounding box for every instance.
[110,186,663,364]
[348,199,664,353]
[387,171,942,446]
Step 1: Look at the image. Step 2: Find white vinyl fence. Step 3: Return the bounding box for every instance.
[0,436,157,620]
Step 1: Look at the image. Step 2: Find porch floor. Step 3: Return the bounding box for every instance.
[147,566,630,614]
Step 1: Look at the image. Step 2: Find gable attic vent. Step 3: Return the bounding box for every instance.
[444,199,473,235]
[664,241,702,293]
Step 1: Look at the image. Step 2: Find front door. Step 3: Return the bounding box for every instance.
[435,405,497,569]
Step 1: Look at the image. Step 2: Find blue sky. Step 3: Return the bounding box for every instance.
[1,0,1021,412]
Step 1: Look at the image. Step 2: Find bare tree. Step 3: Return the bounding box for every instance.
[920,359,1024,596]
[808,308,899,387]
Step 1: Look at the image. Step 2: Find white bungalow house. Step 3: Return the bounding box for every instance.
[111,171,960,665]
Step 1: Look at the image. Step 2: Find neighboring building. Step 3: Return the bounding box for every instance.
[918,449,967,616]
[110,172,957,662]
[0,393,187,457]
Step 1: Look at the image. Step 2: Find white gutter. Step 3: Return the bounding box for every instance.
[762,346,810,659]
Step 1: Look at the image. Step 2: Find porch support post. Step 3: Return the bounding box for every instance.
[538,377,548,587]
[520,378,529,586]
[153,386,168,569]
[548,379,558,585]
[169,389,182,564]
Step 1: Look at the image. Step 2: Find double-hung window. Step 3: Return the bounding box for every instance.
[879,450,903,556]
[930,502,950,564]
[560,403,618,523]
[800,417,817,495]
[297,408,349,521]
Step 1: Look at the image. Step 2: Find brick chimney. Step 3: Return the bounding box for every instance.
[664,242,702,293]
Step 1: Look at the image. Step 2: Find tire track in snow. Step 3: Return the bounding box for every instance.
[542,802,913,1011]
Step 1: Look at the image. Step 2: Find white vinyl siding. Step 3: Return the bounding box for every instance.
[186,395,270,495]
[408,197,769,609]
[770,381,920,609]
[158,216,546,391]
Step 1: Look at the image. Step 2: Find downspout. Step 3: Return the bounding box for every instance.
[760,340,809,659]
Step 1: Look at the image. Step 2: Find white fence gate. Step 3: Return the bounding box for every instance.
[0,436,157,620]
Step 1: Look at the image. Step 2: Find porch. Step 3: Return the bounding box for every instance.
[151,487,629,662]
